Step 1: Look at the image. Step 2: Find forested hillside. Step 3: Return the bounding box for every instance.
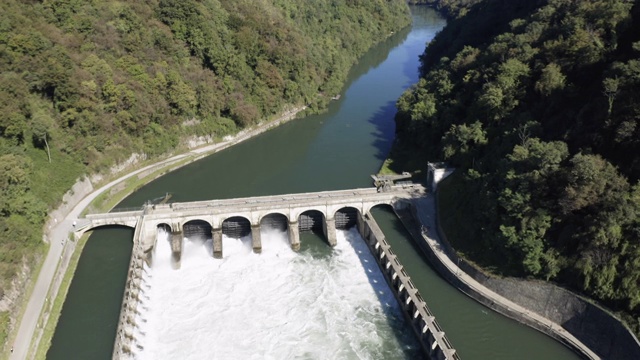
[409,0,483,18]
[396,0,640,333]
[0,0,410,346]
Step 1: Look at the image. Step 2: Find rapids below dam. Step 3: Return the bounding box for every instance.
[47,6,579,360]
[130,228,421,359]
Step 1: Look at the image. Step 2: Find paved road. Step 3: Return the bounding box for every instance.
[9,152,186,360]
[9,108,306,360]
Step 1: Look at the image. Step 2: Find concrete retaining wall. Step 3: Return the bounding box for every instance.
[480,275,640,360]
[358,211,459,360]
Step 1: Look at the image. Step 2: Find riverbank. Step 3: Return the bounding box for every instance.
[8,105,306,360]
[388,180,640,359]
[394,195,599,359]
[379,129,640,358]
[436,181,640,359]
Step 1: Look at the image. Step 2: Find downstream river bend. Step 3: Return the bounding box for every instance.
[47,7,579,360]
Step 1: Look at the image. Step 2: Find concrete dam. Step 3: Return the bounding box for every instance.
[77,184,459,360]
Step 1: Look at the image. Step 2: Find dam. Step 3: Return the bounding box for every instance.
[47,7,581,359]
[78,184,459,359]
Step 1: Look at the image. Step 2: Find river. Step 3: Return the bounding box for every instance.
[47,6,579,360]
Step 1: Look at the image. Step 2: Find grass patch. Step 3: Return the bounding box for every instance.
[0,311,8,356]
[30,157,195,357]
[32,233,89,360]
[31,153,194,356]
[26,147,86,208]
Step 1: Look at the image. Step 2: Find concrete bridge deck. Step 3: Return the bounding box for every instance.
[80,184,425,227]
[78,184,426,261]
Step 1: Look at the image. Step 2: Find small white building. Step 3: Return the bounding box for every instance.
[427,162,454,192]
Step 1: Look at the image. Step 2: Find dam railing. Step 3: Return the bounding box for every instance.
[360,212,459,360]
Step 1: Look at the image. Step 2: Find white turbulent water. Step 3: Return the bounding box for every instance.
[130,228,418,360]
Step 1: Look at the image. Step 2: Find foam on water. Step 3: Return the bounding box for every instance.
[130,228,418,359]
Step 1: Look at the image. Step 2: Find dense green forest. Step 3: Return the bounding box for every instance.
[409,0,483,18]
[396,0,640,334]
[0,0,410,346]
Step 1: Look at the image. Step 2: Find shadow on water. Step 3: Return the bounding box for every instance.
[341,226,426,360]
[367,100,401,162]
[363,7,447,167]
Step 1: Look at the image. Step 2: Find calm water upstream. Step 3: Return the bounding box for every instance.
[48,6,579,359]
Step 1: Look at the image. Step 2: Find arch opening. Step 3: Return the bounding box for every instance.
[260,213,288,232]
[298,210,324,234]
[370,203,394,213]
[222,216,251,238]
[157,223,171,233]
[335,207,360,230]
[183,220,213,240]
[85,224,136,234]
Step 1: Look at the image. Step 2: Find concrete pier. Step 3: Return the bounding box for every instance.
[80,185,462,359]
[323,217,337,246]
[86,185,636,360]
[170,230,182,269]
[212,228,223,259]
[251,224,262,253]
[288,220,300,251]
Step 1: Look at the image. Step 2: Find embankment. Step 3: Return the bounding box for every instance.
[391,195,635,359]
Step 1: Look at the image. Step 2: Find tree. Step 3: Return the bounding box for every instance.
[535,63,566,96]
[442,121,487,163]
[560,154,627,215]
[603,77,619,116]
[0,154,33,215]
[31,109,55,163]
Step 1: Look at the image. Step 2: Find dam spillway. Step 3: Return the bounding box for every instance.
[100,186,459,359]
[122,228,428,359]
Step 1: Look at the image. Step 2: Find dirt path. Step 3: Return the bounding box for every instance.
[9,107,305,360]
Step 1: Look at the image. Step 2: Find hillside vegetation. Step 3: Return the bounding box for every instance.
[395,0,640,334]
[0,0,410,346]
